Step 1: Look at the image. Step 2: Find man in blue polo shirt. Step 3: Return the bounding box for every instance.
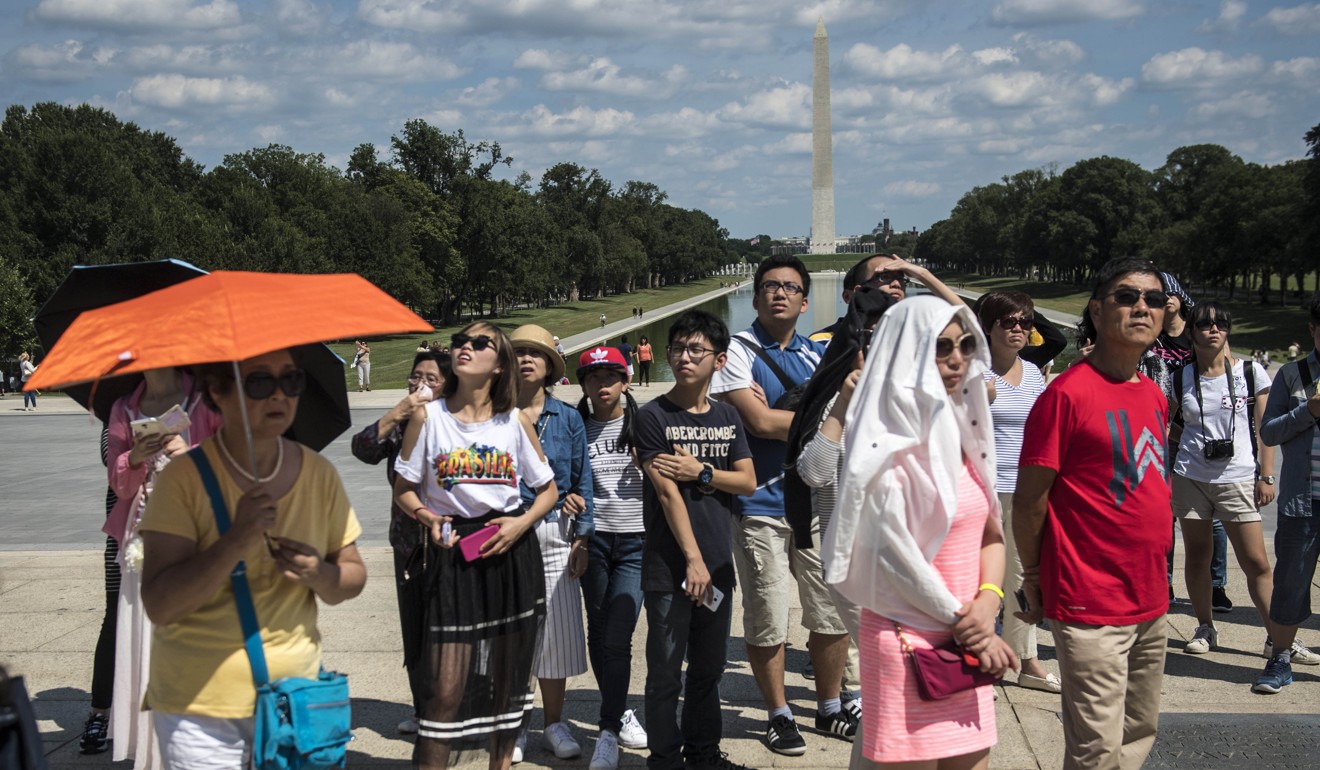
[710,255,857,758]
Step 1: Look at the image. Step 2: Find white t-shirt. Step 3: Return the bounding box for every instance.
[395,400,554,518]
[1173,358,1269,484]
[585,416,645,533]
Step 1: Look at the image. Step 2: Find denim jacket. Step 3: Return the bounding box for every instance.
[1261,351,1320,518]
[520,395,595,537]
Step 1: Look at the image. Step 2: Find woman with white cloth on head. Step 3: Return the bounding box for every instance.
[824,296,1018,769]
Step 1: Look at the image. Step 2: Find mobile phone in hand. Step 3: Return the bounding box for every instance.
[1014,588,1028,612]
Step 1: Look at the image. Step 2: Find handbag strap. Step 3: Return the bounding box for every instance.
[190,447,271,686]
[892,622,915,657]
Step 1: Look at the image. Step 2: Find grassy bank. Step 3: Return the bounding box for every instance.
[331,277,730,389]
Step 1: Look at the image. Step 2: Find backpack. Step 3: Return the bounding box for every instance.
[1171,359,1258,467]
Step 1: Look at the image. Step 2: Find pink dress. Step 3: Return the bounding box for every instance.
[859,460,996,763]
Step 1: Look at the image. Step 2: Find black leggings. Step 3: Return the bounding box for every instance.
[638,361,651,386]
[91,529,119,710]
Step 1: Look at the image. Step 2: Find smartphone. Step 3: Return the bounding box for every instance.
[158,404,191,434]
[415,384,434,402]
[681,580,725,612]
[1014,588,1028,613]
[130,417,162,439]
[459,524,500,561]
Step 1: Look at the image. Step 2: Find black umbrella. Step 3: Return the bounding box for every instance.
[284,343,352,452]
[33,259,207,421]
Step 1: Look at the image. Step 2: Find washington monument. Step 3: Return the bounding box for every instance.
[810,16,835,255]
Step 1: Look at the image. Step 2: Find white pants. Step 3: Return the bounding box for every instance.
[356,362,370,389]
[154,712,254,770]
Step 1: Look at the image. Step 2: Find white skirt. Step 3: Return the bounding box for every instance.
[533,515,588,679]
[111,560,160,769]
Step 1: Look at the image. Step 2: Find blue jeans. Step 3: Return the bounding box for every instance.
[644,589,732,770]
[23,389,36,409]
[1270,510,1320,626]
[582,532,645,733]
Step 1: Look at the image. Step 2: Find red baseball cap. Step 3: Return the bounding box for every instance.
[576,346,628,380]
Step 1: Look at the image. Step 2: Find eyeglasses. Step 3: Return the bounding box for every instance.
[935,333,978,361]
[1104,288,1169,308]
[862,270,908,288]
[759,280,804,296]
[408,373,443,386]
[452,333,495,352]
[666,344,715,362]
[998,316,1035,331]
[243,370,307,400]
[1194,319,1231,332]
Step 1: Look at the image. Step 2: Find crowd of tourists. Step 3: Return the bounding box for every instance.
[73,252,1320,770]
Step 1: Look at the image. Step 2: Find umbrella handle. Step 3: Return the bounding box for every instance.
[230,361,261,480]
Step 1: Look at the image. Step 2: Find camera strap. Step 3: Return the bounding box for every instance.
[1192,356,1236,446]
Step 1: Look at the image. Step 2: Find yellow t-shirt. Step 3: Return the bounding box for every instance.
[138,440,363,718]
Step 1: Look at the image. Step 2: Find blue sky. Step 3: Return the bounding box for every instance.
[2,0,1317,240]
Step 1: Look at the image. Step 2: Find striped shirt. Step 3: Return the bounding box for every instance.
[586,416,645,533]
[987,361,1047,494]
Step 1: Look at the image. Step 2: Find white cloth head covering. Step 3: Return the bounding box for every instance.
[823,295,1000,630]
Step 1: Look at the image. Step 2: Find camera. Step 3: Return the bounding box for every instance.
[1203,439,1234,461]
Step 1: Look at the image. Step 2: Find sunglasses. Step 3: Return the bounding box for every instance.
[452,333,496,352]
[243,369,307,400]
[935,333,978,361]
[998,316,1035,331]
[1104,288,1169,308]
[1194,318,1231,332]
[863,270,908,288]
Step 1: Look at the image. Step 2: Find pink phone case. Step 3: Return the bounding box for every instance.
[459,524,500,561]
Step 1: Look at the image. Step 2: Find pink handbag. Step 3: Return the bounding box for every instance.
[894,623,998,700]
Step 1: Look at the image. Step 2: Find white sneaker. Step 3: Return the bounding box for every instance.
[1185,623,1217,654]
[1263,638,1320,665]
[512,728,526,764]
[617,708,648,749]
[543,721,582,759]
[589,730,620,770]
[397,717,418,734]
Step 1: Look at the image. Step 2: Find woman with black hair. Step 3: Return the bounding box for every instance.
[575,345,649,769]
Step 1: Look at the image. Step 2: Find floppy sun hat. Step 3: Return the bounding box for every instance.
[576,346,629,381]
[508,324,566,383]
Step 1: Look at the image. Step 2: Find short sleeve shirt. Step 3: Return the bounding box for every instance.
[1018,360,1172,626]
[708,321,823,517]
[138,441,363,717]
[1173,359,1269,483]
[636,396,751,592]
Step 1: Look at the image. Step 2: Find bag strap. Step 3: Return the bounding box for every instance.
[190,447,271,686]
[732,335,799,394]
[1244,361,1258,468]
[1299,358,1316,392]
[1171,363,1186,427]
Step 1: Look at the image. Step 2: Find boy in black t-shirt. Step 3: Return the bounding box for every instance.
[635,310,756,770]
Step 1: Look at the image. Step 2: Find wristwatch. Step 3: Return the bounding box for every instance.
[1258,474,1276,485]
[698,462,715,493]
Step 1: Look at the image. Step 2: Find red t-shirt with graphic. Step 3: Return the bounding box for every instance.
[1019,360,1172,625]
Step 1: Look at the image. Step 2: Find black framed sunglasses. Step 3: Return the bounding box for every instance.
[243,369,307,400]
[935,333,978,361]
[1194,318,1231,332]
[451,333,496,352]
[1105,288,1169,308]
[998,316,1035,331]
[863,270,908,288]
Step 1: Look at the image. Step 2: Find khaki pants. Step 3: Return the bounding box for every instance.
[1054,616,1167,770]
[999,493,1038,662]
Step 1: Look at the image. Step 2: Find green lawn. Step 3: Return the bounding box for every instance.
[332,277,733,388]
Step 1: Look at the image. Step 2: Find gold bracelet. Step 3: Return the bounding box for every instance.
[978,583,1005,600]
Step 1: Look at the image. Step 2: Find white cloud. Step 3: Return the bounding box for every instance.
[326,40,462,80]
[846,43,966,80]
[1270,57,1320,80]
[973,138,1030,155]
[973,47,1018,66]
[1197,0,1247,32]
[716,83,811,131]
[419,109,463,127]
[454,77,518,107]
[883,180,941,198]
[762,132,812,156]
[128,73,274,109]
[513,49,575,71]
[1259,3,1320,35]
[356,0,466,32]
[1011,33,1085,66]
[32,0,241,30]
[1141,48,1264,87]
[517,104,637,138]
[541,58,685,97]
[1191,90,1276,120]
[641,107,722,140]
[992,0,1144,24]
[7,40,111,80]
[275,0,323,35]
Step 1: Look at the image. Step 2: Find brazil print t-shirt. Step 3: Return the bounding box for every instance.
[395,400,554,518]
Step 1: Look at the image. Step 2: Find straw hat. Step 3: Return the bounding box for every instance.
[508,324,565,383]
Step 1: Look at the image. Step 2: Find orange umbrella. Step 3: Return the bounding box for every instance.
[26,271,432,391]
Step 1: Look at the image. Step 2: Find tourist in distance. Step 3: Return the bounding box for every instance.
[574,345,649,770]
[618,335,636,383]
[508,324,595,763]
[635,310,756,770]
[354,340,372,392]
[825,296,1017,769]
[19,352,37,410]
[1257,294,1320,694]
[350,348,450,734]
[636,336,654,386]
[1014,257,1173,769]
[394,322,556,770]
[138,349,367,768]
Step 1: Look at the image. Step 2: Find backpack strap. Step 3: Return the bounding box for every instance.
[1170,363,1187,428]
[1244,361,1259,469]
[1300,358,1316,392]
[189,447,270,686]
[732,334,801,394]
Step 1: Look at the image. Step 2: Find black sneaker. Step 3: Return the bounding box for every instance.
[685,749,752,770]
[1212,587,1233,613]
[802,660,815,680]
[766,715,806,756]
[814,708,859,741]
[80,712,110,754]
[842,697,862,722]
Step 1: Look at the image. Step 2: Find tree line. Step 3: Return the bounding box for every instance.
[0,102,750,359]
[914,127,1320,303]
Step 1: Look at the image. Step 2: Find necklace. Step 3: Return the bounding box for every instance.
[217,431,284,484]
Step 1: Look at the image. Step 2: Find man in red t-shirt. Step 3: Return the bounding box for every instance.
[1014,256,1173,770]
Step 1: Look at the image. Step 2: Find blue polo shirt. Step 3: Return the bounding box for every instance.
[709,320,824,517]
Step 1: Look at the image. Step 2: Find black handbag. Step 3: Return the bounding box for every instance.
[0,667,48,770]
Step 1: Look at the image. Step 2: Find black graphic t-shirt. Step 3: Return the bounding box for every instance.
[1138,331,1193,407]
[635,395,751,593]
